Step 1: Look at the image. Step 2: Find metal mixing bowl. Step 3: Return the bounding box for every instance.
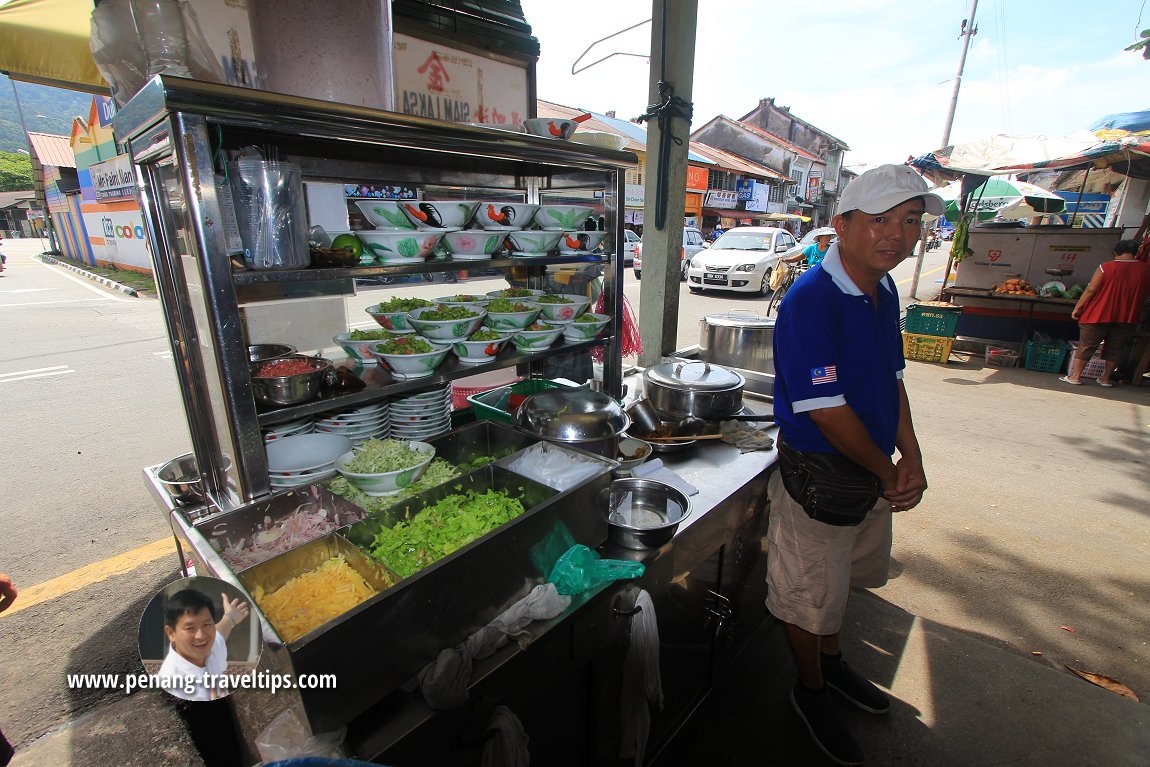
[603,477,691,549]
[156,452,204,506]
[250,355,333,407]
[248,343,298,364]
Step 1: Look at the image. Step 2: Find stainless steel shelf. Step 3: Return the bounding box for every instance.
[257,337,608,425]
[232,253,609,285]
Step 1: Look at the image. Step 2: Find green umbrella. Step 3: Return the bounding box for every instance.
[932,178,1067,223]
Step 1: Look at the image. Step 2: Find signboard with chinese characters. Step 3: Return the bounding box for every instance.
[89,155,136,202]
[807,173,822,203]
[393,34,529,126]
[705,190,738,209]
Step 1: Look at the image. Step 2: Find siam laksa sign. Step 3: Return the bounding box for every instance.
[393,34,529,126]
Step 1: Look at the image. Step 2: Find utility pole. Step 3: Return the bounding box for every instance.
[910,1,978,299]
[941,0,979,149]
[638,0,698,366]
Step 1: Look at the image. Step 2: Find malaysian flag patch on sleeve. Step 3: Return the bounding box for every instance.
[810,366,837,385]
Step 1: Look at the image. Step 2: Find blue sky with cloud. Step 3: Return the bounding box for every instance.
[520,0,1149,169]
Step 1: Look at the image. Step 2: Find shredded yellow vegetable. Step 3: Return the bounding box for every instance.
[251,555,378,642]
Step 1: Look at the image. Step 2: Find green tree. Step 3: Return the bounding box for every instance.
[1125,29,1150,59]
[0,151,34,191]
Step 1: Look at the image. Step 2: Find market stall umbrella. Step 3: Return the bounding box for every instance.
[932,177,1067,223]
[0,0,106,92]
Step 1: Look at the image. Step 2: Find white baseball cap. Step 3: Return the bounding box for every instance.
[837,164,944,216]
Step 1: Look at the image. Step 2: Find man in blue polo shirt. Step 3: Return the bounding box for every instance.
[769,164,939,766]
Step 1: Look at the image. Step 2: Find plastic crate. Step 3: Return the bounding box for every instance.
[467,379,579,423]
[984,346,1020,367]
[904,303,963,337]
[902,332,954,363]
[1023,339,1071,373]
[1068,341,1106,378]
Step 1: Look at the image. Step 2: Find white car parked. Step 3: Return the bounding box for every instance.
[621,229,641,266]
[686,226,796,295]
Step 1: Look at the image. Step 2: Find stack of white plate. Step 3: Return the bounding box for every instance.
[389,384,453,440]
[266,433,353,488]
[262,416,314,444]
[312,402,391,445]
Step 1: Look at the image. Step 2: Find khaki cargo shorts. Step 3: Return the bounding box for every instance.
[766,469,893,635]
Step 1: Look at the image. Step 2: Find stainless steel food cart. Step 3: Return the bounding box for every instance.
[124,76,779,764]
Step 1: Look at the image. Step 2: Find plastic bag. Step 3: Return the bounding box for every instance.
[547,545,644,596]
[506,443,603,492]
[89,0,228,107]
[255,708,347,763]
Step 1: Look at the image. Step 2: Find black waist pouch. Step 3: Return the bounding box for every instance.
[777,440,882,527]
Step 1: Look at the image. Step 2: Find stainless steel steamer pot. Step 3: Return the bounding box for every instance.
[512,387,631,458]
[642,361,745,419]
[698,311,775,375]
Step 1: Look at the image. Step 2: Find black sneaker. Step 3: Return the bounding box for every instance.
[790,684,864,766]
[822,654,890,715]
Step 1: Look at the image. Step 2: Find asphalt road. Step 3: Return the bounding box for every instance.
[0,239,190,748]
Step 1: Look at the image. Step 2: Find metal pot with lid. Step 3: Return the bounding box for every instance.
[698,310,775,375]
[642,361,745,420]
[513,387,631,458]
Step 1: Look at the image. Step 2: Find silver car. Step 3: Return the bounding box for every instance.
[633,227,707,280]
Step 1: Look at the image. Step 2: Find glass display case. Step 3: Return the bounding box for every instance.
[115,75,633,511]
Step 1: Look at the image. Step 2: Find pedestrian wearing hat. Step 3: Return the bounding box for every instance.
[769,164,938,765]
[784,227,837,268]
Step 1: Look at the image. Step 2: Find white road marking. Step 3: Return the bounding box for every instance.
[0,298,112,308]
[0,288,54,294]
[33,259,134,302]
[0,365,76,383]
[152,351,173,359]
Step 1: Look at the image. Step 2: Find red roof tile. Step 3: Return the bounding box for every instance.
[27,132,76,169]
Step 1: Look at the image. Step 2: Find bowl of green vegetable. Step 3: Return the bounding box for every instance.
[406,304,487,341]
[483,298,542,331]
[432,293,493,307]
[369,336,451,379]
[333,329,405,364]
[485,287,545,300]
[452,329,509,364]
[534,293,592,323]
[561,312,611,342]
[510,322,565,351]
[334,438,436,496]
[366,297,435,331]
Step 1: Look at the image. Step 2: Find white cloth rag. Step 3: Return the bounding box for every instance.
[618,590,662,765]
[417,646,472,710]
[465,583,572,660]
[481,705,530,767]
[631,458,698,496]
[419,584,571,709]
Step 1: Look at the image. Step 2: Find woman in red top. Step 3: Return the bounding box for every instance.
[1062,239,1150,386]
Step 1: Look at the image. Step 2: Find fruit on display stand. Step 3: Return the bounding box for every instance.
[991,278,1037,296]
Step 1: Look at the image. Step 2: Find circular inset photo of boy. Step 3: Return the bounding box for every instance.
[139,576,262,701]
